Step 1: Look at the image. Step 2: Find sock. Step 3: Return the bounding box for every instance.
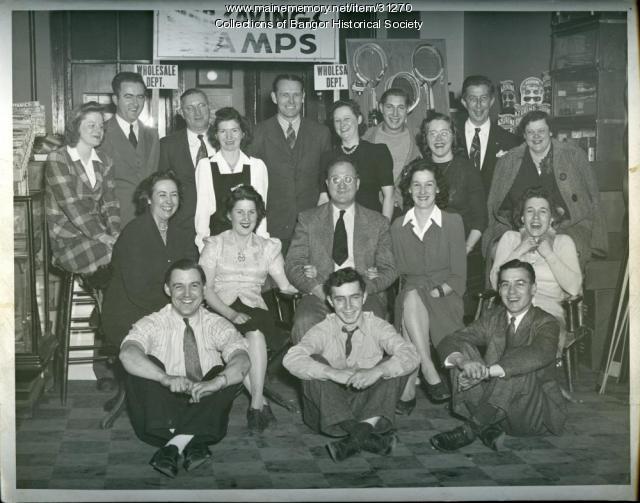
[471,403,500,431]
[165,434,194,454]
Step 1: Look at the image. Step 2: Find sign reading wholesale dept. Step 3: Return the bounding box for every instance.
[154,10,339,62]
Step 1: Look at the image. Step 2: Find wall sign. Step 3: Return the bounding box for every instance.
[134,64,179,89]
[154,10,339,62]
[314,64,349,90]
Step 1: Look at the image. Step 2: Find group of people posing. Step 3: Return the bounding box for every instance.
[45,70,606,477]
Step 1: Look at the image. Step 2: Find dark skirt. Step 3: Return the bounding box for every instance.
[229,299,287,351]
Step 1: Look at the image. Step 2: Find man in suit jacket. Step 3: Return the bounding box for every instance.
[430,259,566,453]
[285,157,397,343]
[247,74,332,252]
[101,71,160,226]
[158,88,214,244]
[457,75,521,194]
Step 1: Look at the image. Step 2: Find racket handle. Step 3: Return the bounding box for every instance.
[423,83,430,111]
[428,85,435,112]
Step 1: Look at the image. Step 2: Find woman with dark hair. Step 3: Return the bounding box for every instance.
[418,112,487,318]
[390,159,466,412]
[45,101,120,286]
[319,99,394,220]
[490,186,582,324]
[484,110,606,269]
[102,170,198,349]
[194,107,268,250]
[199,185,297,432]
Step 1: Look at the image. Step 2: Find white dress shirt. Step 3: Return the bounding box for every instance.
[186,128,214,167]
[332,203,355,270]
[66,145,101,188]
[402,205,442,241]
[464,119,491,169]
[115,113,138,142]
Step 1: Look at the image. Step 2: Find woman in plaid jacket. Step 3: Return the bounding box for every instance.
[45,101,121,282]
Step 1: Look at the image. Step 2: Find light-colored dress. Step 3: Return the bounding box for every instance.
[491,230,582,324]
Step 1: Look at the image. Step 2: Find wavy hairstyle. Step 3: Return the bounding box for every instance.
[513,185,565,230]
[133,170,182,216]
[416,110,463,158]
[223,184,267,229]
[398,157,449,210]
[64,101,105,148]
[208,107,253,150]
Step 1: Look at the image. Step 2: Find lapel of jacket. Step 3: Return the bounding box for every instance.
[64,148,98,193]
[179,129,197,175]
[485,307,509,364]
[353,204,367,268]
[513,306,536,347]
[266,116,294,159]
[107,117,136,156]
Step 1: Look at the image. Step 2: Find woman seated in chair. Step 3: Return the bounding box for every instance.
[102,171,198,349]
[490,186,582,329]
[45,101,120,288]
[198,185,297,432]
[390,159,467,413]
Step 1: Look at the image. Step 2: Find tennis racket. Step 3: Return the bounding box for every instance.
[385,71,421,114]
[411,43,444,112]
[353,42,388,124]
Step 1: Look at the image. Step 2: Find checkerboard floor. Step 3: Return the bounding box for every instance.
[15,366,630,491]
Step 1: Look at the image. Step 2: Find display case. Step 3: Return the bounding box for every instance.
[14,190,58,416]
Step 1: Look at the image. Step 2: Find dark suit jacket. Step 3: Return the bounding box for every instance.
[247,116,331,243]
[457,121,521,193]
[158,129,197,242]
[101,117,160,226]
[437,305,566,434]
[285,203,397,301]
[101,211,198,347]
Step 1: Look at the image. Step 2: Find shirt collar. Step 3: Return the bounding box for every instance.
[212,149,250,167]
[331,202,355,218]
[507,306,531,330]
[402,205,442,228]
[277,114,301,131]
[66,145,101,164]
[186,127,208,145]
[116,113,138,136]
[465,118,490,135]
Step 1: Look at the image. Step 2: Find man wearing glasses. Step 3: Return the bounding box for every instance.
[285,157,397,343]
[430,259,566,452]
[458,75,520,193]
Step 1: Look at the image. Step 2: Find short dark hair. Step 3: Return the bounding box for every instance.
[180,88,208,105]
[398,158,449,210]
[208,107,252,150]
[498,259,536,284]
[329,99,367,137]
[272,74,304,94]
[461,75,495,98]
[323,267,366,297]
[134,170,183,216]
[164,258,207,287]
[326,154,359,179]
[417,110,462,158]
[514,186,564,229]
[380,87,409,106]
[517,110,553,137]
[223,184,267,229]
[64,101,104,147]
[111,71,146,96]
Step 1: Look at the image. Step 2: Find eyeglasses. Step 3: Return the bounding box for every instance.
[464,95,491,106]
[498,279,531,290]
[329,175,357,185]
[427,130,452,139]
[183,103,209,114]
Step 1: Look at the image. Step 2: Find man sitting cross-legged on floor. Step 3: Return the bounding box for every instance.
[283,267,419,462]
[119,258,250,478]
[430,259,567,452]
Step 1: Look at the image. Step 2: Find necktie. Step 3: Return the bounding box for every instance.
[332,210,348,266]
[195,134,208,166]
[183,317,203,381]
[128,124,138,149]
[342,326,357,358]
[286,121,296,149]
[506,316,516,348]
[469,127,481,170]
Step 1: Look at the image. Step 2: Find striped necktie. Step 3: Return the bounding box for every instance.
[286,121,296,149]
[195,134,208,166]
